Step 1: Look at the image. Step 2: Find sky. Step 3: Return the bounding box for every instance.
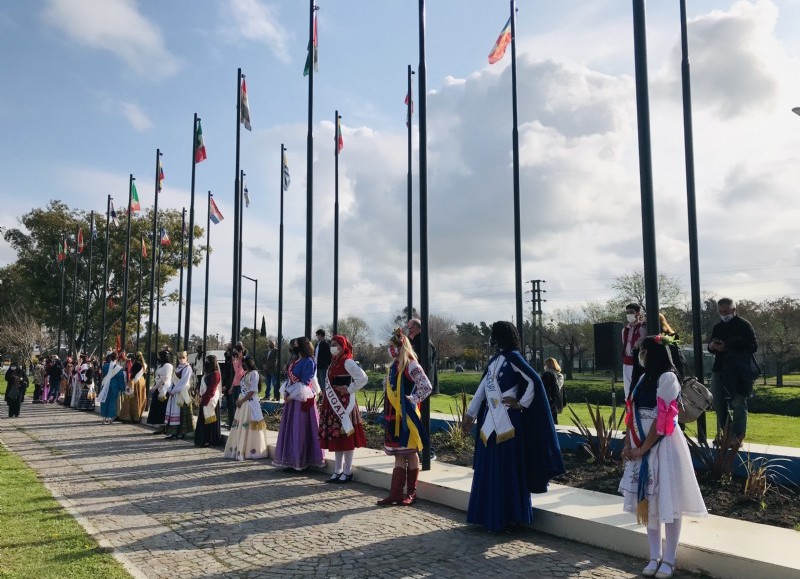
[1,0,800,343]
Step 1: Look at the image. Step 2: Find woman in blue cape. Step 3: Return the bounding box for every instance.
[462,321,564,533]
[98,351,127,424]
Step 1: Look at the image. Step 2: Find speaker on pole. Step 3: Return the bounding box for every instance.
[594,322,623,374]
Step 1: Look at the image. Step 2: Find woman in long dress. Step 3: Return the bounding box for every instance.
[619,335,707,579]
[69,359,82,408]
[195,354,223,448]
[77,366,96,412]
[319,334,368,483]
[376,328,433,506]
[462,321,564,532]
[119,351,147,423]
[147,349,172,434]
[272,337,324,472]
[98,352,127,425]
[223,355,268,459]
[164,351,194,439]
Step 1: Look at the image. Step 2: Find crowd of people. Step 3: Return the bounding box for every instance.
[5,306,752,579]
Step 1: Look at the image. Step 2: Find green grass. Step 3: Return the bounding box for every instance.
[0,445,131,579]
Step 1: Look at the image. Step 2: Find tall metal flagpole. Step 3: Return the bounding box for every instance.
[58,237,66,358]
[147,149,162,383]
[278,145,286,380]
[121,174,135,350]
[407,65,414,321]
[232,70,243,345]
[679,0,706,441]
[184,115,199,351]
[136,236,143,353]
[100,196,111,353]
[176,208,186,354]
[418,0,431,471]
[69,226,80,357]
[155,238,162,354]
[238,170,245,335]
[632,0,660,335]
[242,275,257,355]
[304,0,317,338]
[202,192,212,361]
[83,211,95,353]
[508,0,524,348]
[333,110,340,335]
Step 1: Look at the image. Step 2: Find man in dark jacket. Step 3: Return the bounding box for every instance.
[708,297,758,445]
[314,329,331,386]
[5,361,29,417]
[47,356,62,402]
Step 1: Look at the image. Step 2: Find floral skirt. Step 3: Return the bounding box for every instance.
[223,402,268,460]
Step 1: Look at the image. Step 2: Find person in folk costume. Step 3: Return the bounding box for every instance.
[164,351,195,439]
[461,321,565,533]
[319,334,369,483]
[147,349,172,434]
[619,335,707,579]
[376,328,433,506]
[32,359,45,403]
[69,355,83,408]
[223,355,269,459]
[119,351,148,423]
[58,357,73,404]
[98,351,127,424]
[195,354,224,448]
[273,337,325,472]
[77,365,96,412]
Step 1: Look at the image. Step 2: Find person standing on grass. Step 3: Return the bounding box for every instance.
[376,328,433,506]
[619,335,707,579]
[462,321,564,533]
[319,334,368,484]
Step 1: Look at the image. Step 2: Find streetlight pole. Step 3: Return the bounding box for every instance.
[242,275,257,357]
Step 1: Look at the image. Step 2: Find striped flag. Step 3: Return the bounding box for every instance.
[282,152,291,191]
[243,177,250,208]
[141,232,147,258]
[130,182,141,214]
[240,77,252,131]
[77,229,84,253]
[110,200,119,226]
[303,11,318,76]
[209,196,224,224]
[488,17,512,64]
[160,228,171,246]
[158,159,165,192]
[405,89,414,127]
[336,116,343,153]
[195,119,207,163]
[91,214,97,240]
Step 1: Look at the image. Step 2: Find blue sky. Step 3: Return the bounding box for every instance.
[1,0,800,342]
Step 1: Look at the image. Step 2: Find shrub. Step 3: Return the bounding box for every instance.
[567,401,624,463]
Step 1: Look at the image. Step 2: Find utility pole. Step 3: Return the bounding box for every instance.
[528,279,546,371]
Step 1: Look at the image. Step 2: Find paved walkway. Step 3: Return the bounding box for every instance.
[0,404,708,578]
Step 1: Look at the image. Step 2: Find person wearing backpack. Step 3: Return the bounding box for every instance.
[542,357,565,424]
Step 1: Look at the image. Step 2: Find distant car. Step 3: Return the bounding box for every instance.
[454,364,464,373]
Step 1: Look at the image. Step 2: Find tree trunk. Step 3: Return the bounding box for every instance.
[776,359,784,387]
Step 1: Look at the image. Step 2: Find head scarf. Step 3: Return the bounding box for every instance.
[327,334,353,379]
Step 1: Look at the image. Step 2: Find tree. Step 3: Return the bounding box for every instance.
[336,316,372,353]
[0,304,54,362]
[541,307,592,380]
[429,314,459,363]
[744,298,800,386]
[611,269,684,311]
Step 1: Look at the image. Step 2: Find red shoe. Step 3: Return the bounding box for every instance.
[400,468,419,506]
[376,467,406,505]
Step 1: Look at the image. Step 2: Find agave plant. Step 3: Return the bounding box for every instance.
[684,421,738,482]
[740,453,794,501]
[445,387,472,451]
[567,401,624,463]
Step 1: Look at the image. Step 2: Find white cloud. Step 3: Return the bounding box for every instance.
[42,0,180,79]
[220,0,290,63]
[119,101,153,132]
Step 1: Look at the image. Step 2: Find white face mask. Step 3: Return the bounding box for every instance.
[330,345,341,357]
[720,313,734,323]
[626,313,637,323]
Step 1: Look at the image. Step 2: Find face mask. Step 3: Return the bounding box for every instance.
[330,346,341,357]
[626,314,637,323]
[720,314,734,323]
[388,346,398,358]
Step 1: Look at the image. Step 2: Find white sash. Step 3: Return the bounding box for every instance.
[479,355,515,445]
[324,376,355,436]
[200,379,221,424]
[244,371,265,422]
[156,364,173,399]
[97,363,123,404]
[131,366,145,385]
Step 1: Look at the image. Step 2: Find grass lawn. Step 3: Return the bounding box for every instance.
[0,444,131,579]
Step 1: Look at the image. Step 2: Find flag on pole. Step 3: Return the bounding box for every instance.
[56,241,64,263]
[240,77,252,131]
[121,251,127,269]
[195,119,207,163]
[405,90,414,127]
[110,200,119,226]
[488,17,512,64]
[158,159,165,192]
[336,116,344,153]
[130,182,141,214]
[62,238,68,260]
[141,232,147,258]
[160,227,171,246]
[282,152,291,191]
[303,12,319,76]
[209,196,224,224]
[77,229,84,253]
[91,214,97,240]
[243,177,250,208]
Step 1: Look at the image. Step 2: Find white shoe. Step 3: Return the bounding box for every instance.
[642,559,660,577]
[655,560,675,579]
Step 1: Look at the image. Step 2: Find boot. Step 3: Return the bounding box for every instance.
[401,468,419,506]
[376,467,406,506]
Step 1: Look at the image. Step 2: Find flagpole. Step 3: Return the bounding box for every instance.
[100,196,111,354]
[278,144,286,382]
[305,0,318,338]
[155,239,162,355]
[147,149,161,382]
[238,169,245,337]
[333,110,340,335]
[202,192,212,361]
[136,237,143,353]
[184,115,199,351]
[58,236,66,358]
[418,0,431,471]
[407,64,414,321]
[121,174,135,350]
[176,208,186,354]
[83,211,94,353]
[69,226,80,357]
[233,69,243,345]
